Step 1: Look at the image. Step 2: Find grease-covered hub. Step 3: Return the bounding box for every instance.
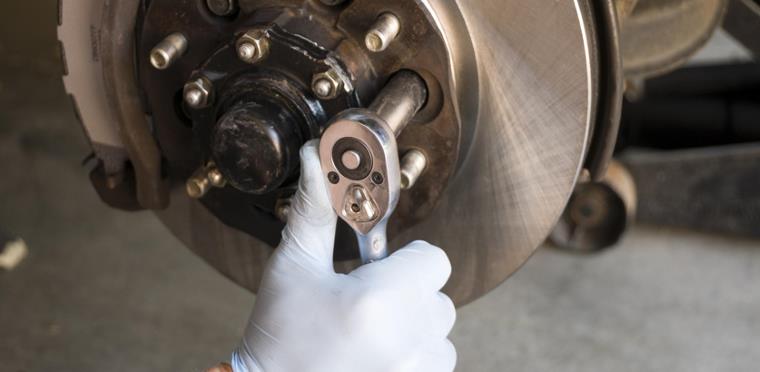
[208,72,326,195]
[212,99,301,195]
[137,0,464,259]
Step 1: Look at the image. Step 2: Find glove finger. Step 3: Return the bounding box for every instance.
[350,241,452,294]
[279,140,338,272]
[426,292,457,339]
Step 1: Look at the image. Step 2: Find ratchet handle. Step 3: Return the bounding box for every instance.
[356,221,390,264]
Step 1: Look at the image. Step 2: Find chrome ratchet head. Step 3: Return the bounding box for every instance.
[319,110,402,262]
[319,71,427,262]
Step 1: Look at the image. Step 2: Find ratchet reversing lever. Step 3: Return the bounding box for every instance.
[319,71,427,263]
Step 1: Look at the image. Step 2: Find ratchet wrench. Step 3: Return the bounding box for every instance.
[319,71,427,263]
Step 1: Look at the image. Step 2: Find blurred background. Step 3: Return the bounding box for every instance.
[1,1,759,371]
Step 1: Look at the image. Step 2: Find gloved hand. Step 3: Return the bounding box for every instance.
[231,141,457,372]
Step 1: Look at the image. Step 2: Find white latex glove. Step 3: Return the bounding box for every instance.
[231,140,457,372]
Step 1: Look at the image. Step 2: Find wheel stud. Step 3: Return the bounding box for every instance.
[236,29,270,64]
[150,33,188,70]
[365,13,401,52]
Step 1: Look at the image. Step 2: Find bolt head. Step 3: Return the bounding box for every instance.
[238,43,256,60]
[328,172,340,184]
[183,77,213,109]
[311,69,343,100]
[371,172,385,185]
[313,79,333,98]
[185,89,203,107]
[275,200,291,222]
[236,29,270,64]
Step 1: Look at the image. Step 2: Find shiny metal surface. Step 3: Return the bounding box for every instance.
[400,150,427,190]
[365,13,401,53]
[319,72,427,262]
[394,0,597,304]
[149,33,188,70]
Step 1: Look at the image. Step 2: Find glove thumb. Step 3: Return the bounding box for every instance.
[278,140,338,272]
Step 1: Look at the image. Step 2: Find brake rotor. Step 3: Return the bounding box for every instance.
[400,0,602,304]
[59,0,616,305]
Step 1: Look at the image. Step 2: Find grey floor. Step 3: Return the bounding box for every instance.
[1,2,759,371]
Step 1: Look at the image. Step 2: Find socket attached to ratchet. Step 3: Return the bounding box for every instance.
[319,71,428,263]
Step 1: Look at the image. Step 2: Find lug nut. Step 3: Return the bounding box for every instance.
[275,199,292,222]
[207,167,226,188]
[185,90,203,107]
[400,150,427,190]
[187,174,211,199]
[186,164,227,199]
[183,76,213,109]
[206,0,237,17]
[150,33,188,70]
[312,69,343,100]
[236,29,270,64]
[365,13,401,52]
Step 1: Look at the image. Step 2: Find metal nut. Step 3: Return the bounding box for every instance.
[187,175,211,199]
[311,69,344,100]
[275,199,292,222]
[186,163,226,199]
[183,77,213,109]
[236,29,270,64]
[207,167,226,188]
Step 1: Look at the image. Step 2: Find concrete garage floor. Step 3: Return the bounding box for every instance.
[1,2,759,371]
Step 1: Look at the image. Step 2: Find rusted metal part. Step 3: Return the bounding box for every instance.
[550,160,637,252]
[88,160,143,212]
[620,0,729,79]
[101,0,169,209]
